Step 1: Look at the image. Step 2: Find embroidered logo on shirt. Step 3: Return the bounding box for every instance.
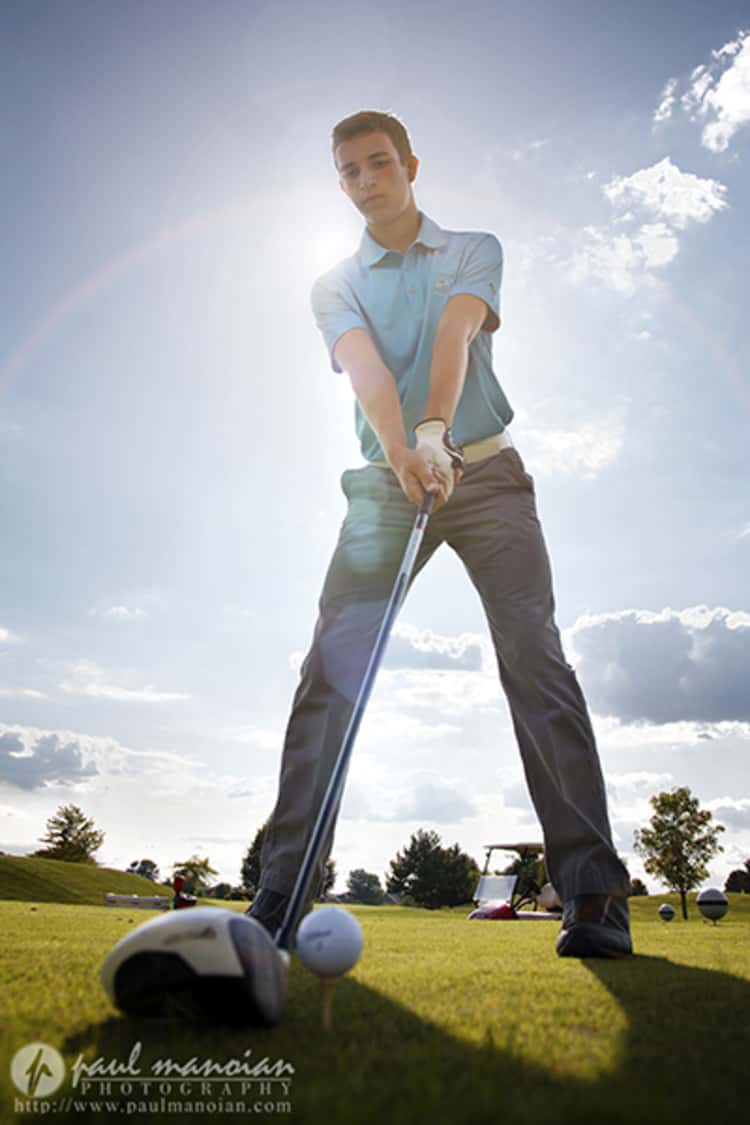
[434,274,454,290]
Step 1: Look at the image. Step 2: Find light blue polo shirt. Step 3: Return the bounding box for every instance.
[310,210,514,463]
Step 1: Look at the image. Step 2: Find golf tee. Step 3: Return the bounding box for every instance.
[321,977,336,1030]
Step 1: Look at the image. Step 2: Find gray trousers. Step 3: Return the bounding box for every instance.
[259,447,631,905]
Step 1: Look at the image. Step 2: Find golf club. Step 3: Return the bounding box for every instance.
[100,491,435,1027]
[275,489,436,951]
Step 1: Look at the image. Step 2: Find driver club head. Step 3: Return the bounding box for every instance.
[101,907,289,1027]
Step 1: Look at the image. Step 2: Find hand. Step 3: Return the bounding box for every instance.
[413,418,465,508]
[388,446,451,510]
[388,421,464,512]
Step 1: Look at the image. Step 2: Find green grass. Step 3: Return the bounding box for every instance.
[1,894,748,1124]
[0,854,174,904]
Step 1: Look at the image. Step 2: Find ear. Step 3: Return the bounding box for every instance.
[408,155,419,182]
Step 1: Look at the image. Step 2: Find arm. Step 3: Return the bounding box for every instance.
[424,293,496,424]
[333,328,447,507]
[333,328,408,465]
[424,233,504,424]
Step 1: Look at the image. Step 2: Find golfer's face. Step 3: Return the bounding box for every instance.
[335,131,414,223]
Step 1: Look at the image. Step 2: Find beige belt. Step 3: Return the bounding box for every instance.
[370,430,513,469]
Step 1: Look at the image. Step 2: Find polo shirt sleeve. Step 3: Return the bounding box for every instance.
[445,233,503,333]
[310,273,367,373]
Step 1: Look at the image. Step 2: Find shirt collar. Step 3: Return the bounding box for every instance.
[358,210,446,266]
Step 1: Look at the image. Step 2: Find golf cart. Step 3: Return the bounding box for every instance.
[468,841,562,920]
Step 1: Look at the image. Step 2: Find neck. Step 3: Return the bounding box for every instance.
[367,199,421,253]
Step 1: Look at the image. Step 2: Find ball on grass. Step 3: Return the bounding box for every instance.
[697,887,728,922]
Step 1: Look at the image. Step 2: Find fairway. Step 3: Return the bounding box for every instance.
[1,895,747,1124]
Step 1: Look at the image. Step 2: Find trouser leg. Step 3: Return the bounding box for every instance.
[444,450,631,902]
[259,466,441,899]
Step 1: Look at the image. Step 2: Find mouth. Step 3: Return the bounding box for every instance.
[363,195,384,205]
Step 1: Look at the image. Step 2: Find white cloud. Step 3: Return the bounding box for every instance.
[0,721,280,881]
[681,65,714,113]
[0,688,47,700]
[605,772,677,834]
[59,661,190,703]
[521,408,627,479]
[212,726,283,751]
[495,772,535,814]
[707,796,750,831]
[566,606,750,723]
[0,626,19,644]
[0,722,205,792]
[336,765,478,824]
[565,158,727,295]
[384,667,502,715]
[633,222,681,268]
[591,714,750,749]
[655,30,750,153]
[607,770,675,793]
[653,77,678,124]
[566,224,653,296]
[510,138,551,162]
[680,29,750,152]
[603,158,728,229]
[0,729,99,790]
[356,705,461,746]
[89,606,150,622]
[385,623,485,671]
[391,770,479,822]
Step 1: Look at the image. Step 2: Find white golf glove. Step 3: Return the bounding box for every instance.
[414,418,465,502]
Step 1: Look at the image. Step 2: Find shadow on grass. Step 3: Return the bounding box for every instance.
[48,953,747,1125]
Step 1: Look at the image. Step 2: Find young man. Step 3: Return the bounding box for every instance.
[250,110,633,958]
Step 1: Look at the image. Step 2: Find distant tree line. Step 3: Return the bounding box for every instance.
[24,792,748,915]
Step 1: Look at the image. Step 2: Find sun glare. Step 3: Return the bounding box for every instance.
[305,226,357,276]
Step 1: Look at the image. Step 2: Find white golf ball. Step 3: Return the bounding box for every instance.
[296,907,363,977]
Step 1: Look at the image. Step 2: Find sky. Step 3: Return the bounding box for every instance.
[1,0,749,898]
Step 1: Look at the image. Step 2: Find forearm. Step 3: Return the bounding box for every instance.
[347,361,408,463]
[424,327,470,425]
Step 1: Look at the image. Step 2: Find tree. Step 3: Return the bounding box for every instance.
[171,855,219,895]
[127,858,161,883]
[240,820,334,899]
[347,868,385,905]
[500,852,546,905]
[386,829,480,910]
[241,822,267,895]
[725,860,750,894]
[319,857,336,899]
[207,882,233,900]
[387,828,441,899]
[34,804,104,864]
[633,786,725,919]
[629,877,649,896]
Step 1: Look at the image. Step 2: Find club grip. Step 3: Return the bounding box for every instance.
[419,491,436,518]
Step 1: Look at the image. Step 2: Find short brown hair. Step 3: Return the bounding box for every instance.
[331,110,413,168]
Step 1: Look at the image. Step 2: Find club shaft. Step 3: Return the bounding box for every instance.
[276,493,434,950]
